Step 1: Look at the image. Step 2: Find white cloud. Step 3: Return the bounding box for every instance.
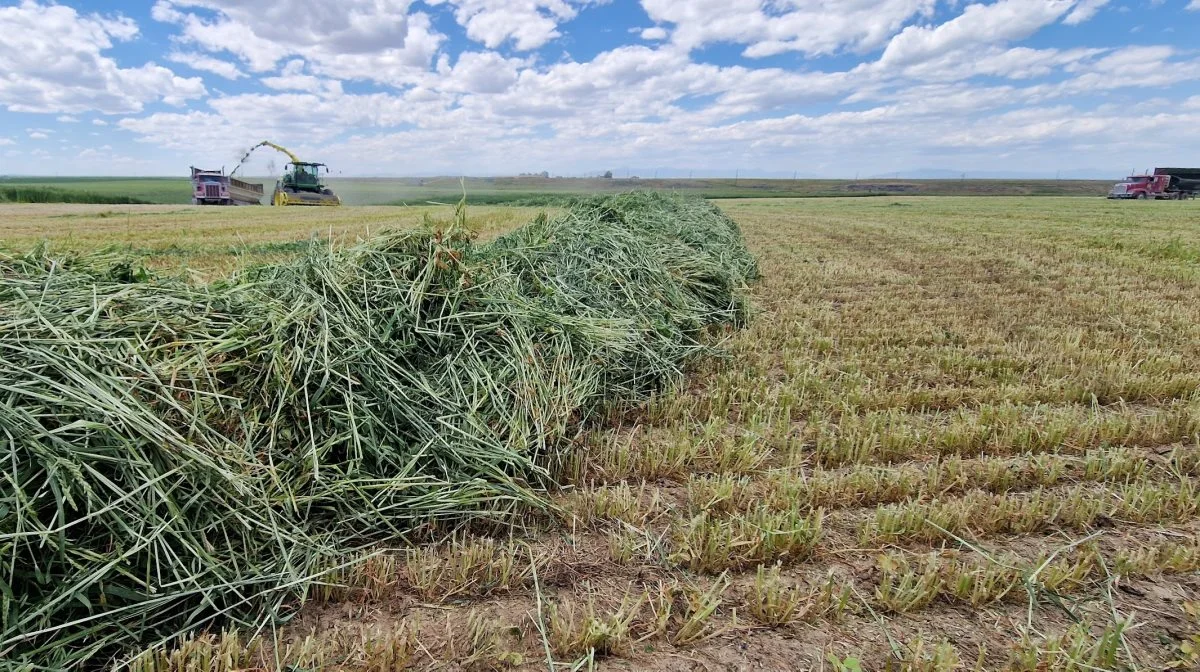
[923,104,1200,150]
[119,110,269,153]
[93,119,108,126]
[74,145,155,168]
[261,59,344,94]
[167,51,246,79]
[109,43,879,174]
[154,0,420,58]
[1188,0,1200,9]
[436,51,526,94]
[427,0,580,50]
[0,137,14,146]
[641,0,938,57]
[1036,46,1200,98]
[116,43,852,166]
[116,27,1200,176]
[878,45,1105,82]
[28,131,48,139]
[260,73,331,92]
[0,1,205,114]
[34,0,1190,178]
[152,0,444,85]
[879,0,1076,68]
[56,115,79,122]
[118,90,433,153]
[1063,0,1110,24]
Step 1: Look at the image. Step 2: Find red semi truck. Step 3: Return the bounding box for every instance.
[1108,168,1200,200]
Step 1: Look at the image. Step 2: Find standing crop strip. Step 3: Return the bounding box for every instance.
[0,193,757,668]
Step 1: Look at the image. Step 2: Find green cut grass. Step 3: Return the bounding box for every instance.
[0,192,757,669]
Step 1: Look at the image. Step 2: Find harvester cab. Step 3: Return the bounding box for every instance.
[284,162,325,191]
[274,160,340,206]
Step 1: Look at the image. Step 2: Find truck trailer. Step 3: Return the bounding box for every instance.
[190,167,265,205]
[1108,168,1200,200]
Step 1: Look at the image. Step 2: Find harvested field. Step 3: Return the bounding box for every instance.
[3,196,1200,670]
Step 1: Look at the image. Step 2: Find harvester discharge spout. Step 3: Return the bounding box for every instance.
[233,140,342,206]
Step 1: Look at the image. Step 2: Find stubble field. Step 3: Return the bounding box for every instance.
[4,196,1199,670]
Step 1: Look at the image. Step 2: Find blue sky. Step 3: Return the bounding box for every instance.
[2,0,1200,177]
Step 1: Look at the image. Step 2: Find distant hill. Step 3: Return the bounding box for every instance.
[869,168,1118,180]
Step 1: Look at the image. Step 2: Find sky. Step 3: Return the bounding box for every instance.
[1,0,1200,178]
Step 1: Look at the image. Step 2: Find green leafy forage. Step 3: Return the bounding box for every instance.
[0,193,757,669]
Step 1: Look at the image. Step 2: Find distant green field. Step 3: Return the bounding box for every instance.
[0,177,187,203]
[0,175,1115,205]
[0,185,152,204]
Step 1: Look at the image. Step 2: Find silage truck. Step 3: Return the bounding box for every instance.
[190,167,265,205]
[1108,168,1200,200]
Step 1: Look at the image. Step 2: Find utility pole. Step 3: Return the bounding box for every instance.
[734,168,739,186]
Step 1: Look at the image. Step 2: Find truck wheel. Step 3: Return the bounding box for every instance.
[1137,192,1147,200]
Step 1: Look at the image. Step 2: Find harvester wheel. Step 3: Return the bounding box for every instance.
[273,191,288,206]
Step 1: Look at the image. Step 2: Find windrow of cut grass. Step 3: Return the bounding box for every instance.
[0,192,757,669]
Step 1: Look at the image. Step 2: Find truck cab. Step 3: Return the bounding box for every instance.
[191,168,231,204]
[1108,174,1168,199]
[190,166,264,205]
